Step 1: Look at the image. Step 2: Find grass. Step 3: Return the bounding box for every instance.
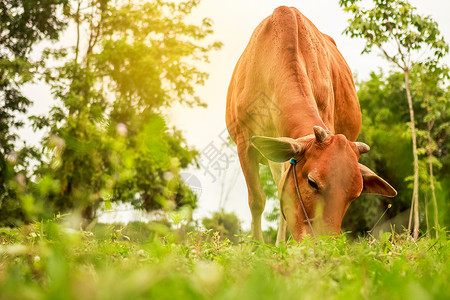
[1,220,449,300]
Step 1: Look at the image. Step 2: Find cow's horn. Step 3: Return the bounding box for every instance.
[355,142,370,154]
[313,126,329,143]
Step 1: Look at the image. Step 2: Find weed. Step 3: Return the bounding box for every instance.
[0,222,449,300]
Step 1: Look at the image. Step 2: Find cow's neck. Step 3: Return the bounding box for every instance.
[277,99,330,139]
[283,119,329,140]
[270,74,333,139]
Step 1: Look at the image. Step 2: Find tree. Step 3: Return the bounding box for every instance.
[341,69,450,237]
[0,0,68,226]
[339,0,449,239]
[343,70,413,236]
[32,0,221,224]
[411,65,450,238]
[202,210,241,243]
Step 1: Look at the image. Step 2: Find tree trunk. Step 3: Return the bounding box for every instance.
[404,70,420,240]
[425,193,430,238]
[407,195,414,233]
[427,122,439,239]
[81,204,97,231]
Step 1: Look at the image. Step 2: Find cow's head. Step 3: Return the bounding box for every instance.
[251,126,396,241]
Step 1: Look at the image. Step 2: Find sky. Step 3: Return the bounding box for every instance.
[21,0,450,230]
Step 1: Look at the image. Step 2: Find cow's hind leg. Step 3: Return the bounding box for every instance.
[237,141,266,242]
[268,161,287,246]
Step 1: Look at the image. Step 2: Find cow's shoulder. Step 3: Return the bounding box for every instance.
[270,6,303,45]
[270,7,332,54]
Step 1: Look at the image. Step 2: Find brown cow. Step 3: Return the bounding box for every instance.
[226,6,396,244]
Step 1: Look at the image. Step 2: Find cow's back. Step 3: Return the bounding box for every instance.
[226,6,361,143]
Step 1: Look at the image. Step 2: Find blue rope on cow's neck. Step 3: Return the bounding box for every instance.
[290,158,297,165]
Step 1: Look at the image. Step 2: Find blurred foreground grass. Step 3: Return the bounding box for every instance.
[1,220,449,300]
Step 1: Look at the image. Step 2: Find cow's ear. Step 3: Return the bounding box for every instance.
[359,163,397,197]
[250,136,304,162]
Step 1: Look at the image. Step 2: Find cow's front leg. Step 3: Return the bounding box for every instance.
[249,188,265,242]
[237,141,266,242]
[276,213,287,246]
[268,161,287,246]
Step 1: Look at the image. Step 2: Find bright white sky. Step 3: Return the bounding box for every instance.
[21,0,450,230]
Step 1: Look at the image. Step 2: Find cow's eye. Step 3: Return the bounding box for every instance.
[308,177,319,190]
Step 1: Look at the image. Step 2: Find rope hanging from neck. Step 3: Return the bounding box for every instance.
[280,158,315,236]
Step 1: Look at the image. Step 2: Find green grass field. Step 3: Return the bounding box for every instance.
[1,220,449,300]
